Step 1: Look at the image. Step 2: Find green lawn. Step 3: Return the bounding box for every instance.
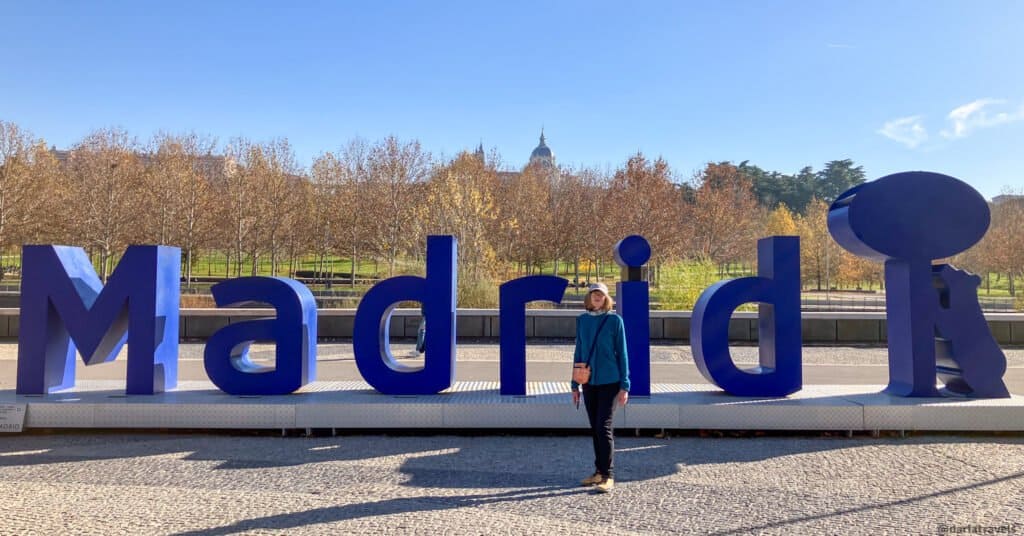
[2,249,1023,310]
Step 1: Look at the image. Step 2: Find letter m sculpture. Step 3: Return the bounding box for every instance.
[17,245,180,395]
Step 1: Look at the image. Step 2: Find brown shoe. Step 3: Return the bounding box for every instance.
[595,477,615,493]
[581,472,603,486]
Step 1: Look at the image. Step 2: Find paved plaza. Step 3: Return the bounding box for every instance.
[2,343,1023,533]
[0,433,1022,534]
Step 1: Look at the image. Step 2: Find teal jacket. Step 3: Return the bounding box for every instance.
[571,312,630,392]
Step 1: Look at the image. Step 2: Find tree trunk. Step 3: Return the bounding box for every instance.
[350,247,357,287]
[100,247,111,283]
[185,248,193,289]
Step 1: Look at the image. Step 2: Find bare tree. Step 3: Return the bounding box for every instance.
[254,139,303,277]
[364,136,431,277]
[550,166,597,285]
[978,194,1024,296]
[219,138,260,277]
[578,168,613,282]
[66,128,145,281]
[501,161,555,274]
[337,138,372,285]
[144,132,219,286]
[282,177,313,278]
[309,151,342,279]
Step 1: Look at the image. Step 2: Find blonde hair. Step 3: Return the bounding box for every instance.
[584,290,614,312]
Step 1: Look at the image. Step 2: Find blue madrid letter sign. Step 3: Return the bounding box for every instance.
[11,170,1012,401]
[17,245,180,395]
[353,235,458,395]
[829,171,1008,398]
[204,277,318,395]
[614,235,652,397]
[691,236,802,397]
[498,275,569,395]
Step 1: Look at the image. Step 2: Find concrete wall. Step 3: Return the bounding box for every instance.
[3,308,1023,345]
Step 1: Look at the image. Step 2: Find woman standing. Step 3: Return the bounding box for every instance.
[571,282,629,493]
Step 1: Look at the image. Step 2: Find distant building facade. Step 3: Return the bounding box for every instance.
[992,194,1024,206]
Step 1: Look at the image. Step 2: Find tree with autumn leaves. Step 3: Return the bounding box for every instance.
[10,116,1024,308]
[685,162,763,272]
[0,121,63,279]
[602,154,682,282]
[423,152,501,305]
[966,195,1024,297]
[763,199,880,292]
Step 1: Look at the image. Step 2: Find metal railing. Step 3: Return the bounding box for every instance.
[799,293,1016,312]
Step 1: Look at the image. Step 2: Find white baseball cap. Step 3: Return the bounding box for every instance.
[587,282,610,297]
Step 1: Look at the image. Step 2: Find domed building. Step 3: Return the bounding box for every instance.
[474,130,560,183]
[528,129,555,169]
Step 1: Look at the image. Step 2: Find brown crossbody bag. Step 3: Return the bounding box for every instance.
[572,315,610,385]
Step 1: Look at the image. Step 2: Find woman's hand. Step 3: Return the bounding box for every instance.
[572,390,581,407]
[617,390,629,406]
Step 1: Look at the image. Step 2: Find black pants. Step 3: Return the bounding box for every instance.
[583,382,619,478]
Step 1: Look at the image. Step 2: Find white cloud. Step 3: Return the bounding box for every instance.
[826,43,854,49]
[940,98,1024,139]
[878,115,928,148]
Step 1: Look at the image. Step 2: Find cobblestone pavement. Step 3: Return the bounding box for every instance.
[0,433,1022,535]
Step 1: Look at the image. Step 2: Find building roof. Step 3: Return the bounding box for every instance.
[993,194,1024,205]
[528,129,554,167]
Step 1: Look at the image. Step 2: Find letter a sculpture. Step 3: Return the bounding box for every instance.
[828,171,1009,398]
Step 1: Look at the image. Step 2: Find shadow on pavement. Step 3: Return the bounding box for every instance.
[171,486,588,535]
[1,432,1022,534]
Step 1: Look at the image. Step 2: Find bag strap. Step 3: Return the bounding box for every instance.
[584,315,611,367]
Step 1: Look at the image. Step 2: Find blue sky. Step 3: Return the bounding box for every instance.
[2,1,1022,198]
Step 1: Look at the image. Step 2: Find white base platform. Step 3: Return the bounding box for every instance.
[4,381,1024,432]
